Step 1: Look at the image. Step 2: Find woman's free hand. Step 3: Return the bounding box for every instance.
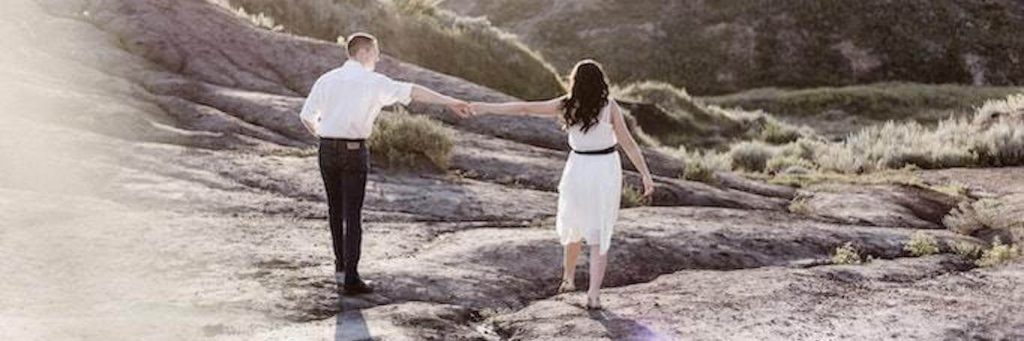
[641,174,655,199]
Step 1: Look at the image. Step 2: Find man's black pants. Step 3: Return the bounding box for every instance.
[318,138,369,285]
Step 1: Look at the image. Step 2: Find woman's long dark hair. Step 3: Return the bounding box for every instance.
[561,60,609,133]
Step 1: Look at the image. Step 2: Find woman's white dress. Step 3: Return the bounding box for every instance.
[555,101,621,255]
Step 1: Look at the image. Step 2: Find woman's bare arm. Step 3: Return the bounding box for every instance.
[610,100,655,197]
[470,97,564,117]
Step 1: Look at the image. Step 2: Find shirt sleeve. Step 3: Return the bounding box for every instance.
[377,75,414,106]
[299,80,324,134]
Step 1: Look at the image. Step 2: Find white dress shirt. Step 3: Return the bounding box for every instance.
[300,60,414,139]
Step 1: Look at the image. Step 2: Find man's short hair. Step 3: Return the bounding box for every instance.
[346,33,377,57]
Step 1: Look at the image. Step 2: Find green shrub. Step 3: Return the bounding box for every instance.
[766,154,817,175]
[831,242,863,265]
[904,231,940,257]
[949,240,983,260]
[943,199,1004,236]
[788,195,813,215]
[672,146,729,183]
[971,94,1024,166]
[780,138,822,160]
[976,238,1021,268]
[368,111,453,171]
[683,160,716,183]
[759,117,803,144]
[973,123,1024,167]
[972,93,1024,128]
[729,141,774,172]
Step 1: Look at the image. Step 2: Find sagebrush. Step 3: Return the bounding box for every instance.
[368,111,453,171]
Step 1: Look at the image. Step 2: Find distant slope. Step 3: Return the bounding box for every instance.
[228,0,564,100]
[704,83,1024,137]
[442,0,1024,95]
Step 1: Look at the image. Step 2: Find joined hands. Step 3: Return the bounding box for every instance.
[448,100,475,118]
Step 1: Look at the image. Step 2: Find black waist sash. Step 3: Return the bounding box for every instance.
[571,144,618,155]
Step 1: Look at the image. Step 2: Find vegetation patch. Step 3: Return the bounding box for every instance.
[671,146,730,184]
[368,110,453,171]
[228,0,563,99]
[949,240,984,261]
[904,231,940,257]
[943,199,1005,236]
[787,194,813,216]
[706,83,1024,123]
[614,81,809,149]
[976,238,1021,268]
[831,242,863,265]
[707,94,1024,180]
[729,141,775,172]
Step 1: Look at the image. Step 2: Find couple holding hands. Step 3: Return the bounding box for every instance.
[300,32,654,309]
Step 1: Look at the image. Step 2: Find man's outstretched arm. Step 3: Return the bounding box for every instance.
[410,85,473,117]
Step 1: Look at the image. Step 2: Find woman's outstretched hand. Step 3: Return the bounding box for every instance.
[469,102,487,115]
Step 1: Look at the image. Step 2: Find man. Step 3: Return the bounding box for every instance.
[299,32,473,295]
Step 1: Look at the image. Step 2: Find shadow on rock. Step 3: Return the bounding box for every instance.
[335,299,372,341]
[587,310,669,341]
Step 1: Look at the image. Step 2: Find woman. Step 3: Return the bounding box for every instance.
[471,60,655,309]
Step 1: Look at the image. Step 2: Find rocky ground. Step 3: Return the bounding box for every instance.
[2,0,1022,340]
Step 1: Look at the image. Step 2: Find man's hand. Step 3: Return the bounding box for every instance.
[448,100,474,118]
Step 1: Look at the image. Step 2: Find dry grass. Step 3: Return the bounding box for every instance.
[749,94,1024,176]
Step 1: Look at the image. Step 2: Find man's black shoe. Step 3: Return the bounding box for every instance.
[342,279,374,295]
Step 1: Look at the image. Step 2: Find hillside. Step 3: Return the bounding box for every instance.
[226,0,564,100]
[3,0,1023,340]
[442,0,1024,95]
[704,83,1024,137]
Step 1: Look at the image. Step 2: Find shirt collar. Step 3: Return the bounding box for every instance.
[342,59,370,72]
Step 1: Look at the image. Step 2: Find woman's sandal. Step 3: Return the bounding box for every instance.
[557,279,576,293]
[585,295,602,310]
